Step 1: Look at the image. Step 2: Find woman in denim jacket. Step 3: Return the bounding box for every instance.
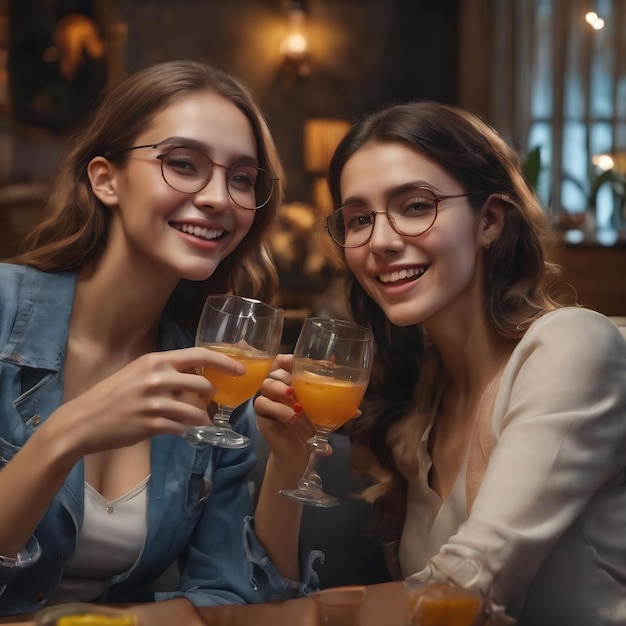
[0,60,318,616]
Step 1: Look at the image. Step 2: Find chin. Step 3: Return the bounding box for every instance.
[179,261,222,282]
[381,304,427,328]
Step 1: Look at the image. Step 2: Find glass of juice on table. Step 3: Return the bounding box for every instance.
[34,603,137,626]
[279,317,373,507]
[184,294,284,449]
[404,556,487,626]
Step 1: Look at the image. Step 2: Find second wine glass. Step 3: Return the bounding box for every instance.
[184,294,284,449]
[279,317,373,507]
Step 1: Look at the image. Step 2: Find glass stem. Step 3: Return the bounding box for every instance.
[297,429,331,492]
[212,405,234,430]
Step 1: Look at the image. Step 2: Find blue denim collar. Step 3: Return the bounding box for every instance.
[0,267,193,371]
[0,268,77,371]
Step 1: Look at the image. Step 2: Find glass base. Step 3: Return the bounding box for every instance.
[183,425,250,449]
[279,487,339,508]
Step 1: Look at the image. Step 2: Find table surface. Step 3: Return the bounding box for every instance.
[0,581,411,626]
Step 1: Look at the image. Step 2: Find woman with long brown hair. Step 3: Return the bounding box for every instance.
[256,101,626,625]
[0,60,316,615]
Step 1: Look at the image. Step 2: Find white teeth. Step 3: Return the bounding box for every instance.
[173,223,223,241]
[378,266,426,283]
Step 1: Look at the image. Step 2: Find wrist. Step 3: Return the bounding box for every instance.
[265,452,308,488]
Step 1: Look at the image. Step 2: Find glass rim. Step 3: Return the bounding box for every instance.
[305,316,373,338]
[205,294,284,316]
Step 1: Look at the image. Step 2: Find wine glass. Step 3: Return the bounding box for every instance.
[184,294,284,449]
[279,317,373,507]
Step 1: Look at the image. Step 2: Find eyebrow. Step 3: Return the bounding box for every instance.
[340,180,441,207]
[156,136,259,166]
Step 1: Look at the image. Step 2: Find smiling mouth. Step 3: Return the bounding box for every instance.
[170,222,225,241]
[378,266,428,284]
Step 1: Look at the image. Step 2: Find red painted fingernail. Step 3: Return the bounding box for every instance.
[286,387,294,396]
[293,402,302,413]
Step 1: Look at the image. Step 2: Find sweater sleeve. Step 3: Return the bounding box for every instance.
[430,308,626,608]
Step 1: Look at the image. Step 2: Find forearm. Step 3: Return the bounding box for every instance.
[0,415,79,557]
[253,453,303,581]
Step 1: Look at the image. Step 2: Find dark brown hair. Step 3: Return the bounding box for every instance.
[326,101,567,538]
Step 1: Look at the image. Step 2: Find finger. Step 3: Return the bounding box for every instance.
[172,389,210,411]
[254,394,300,425]
[272,353,293,374]
[160,368,215,398]
[259,376,293,403]
[148,397,212,428]
[266,368,292,384]
[147,416,202,437]
[175,371,218,408]
[159,347,246,375]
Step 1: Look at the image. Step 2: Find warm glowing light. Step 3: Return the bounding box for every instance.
[282,33,308,58]
[280,6,309,61]
[585,11,605,29]
[592,154,615,171]
[304,118,352,174]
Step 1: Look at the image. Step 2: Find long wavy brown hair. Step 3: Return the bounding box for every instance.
[9,60,282,331]
[326,101,569,542]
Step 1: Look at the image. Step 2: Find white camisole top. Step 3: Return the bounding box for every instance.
[49,476,150,604]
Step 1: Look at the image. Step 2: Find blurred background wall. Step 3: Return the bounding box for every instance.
[0,0,624,316]
[3,0,460,204]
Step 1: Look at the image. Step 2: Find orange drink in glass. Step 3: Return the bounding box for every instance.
[279,317,373,507]
[408,582,481,626]
[292,368,368,431]
[200,343,273,408]
[185,294,283,449]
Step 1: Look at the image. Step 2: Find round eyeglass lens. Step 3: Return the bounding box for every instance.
[160,147,273,209]
[327,186,439,247]
[387,186,438,235]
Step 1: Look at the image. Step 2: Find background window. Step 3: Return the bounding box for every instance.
[463,0,626,245]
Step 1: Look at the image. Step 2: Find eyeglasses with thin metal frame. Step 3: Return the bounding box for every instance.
[106,141,277,210]
[326,185,469,248]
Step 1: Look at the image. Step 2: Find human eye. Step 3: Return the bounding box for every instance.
[228,166,257,191]
[342,206,373,230]
[396,190,436,216]
[161,148,202,177]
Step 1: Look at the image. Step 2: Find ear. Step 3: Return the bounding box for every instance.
[87,156,120,208]
[479,194,507,249]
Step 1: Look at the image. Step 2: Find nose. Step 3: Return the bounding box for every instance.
[192,165,231,210]
[368,210,404,254]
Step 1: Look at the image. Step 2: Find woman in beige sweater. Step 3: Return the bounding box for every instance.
[255,101,626,625]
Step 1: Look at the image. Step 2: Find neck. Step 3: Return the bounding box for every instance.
[425,311,515,399]
[70,252,179,357]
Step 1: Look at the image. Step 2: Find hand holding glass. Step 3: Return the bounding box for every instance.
[279,317,373,507]
[404,556,489,626]
[184,294,283,448]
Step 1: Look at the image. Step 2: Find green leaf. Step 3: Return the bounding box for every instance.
[522,146,541,190]
[589,168,618,206]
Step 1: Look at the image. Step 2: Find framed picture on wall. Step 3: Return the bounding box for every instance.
[7,0,123,133]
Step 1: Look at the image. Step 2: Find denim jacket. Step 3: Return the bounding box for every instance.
[0,264,319,616]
